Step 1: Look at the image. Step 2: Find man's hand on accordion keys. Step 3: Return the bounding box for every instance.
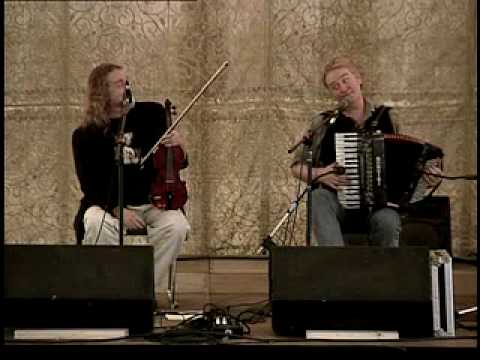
[313,162,350,190]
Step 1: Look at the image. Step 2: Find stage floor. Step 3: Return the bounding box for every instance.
[4,316,478,356]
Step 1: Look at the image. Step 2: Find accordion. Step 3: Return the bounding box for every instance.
[335,132,443,210]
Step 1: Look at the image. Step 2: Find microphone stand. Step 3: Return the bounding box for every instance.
[115,101,129,247]
[286,107,345,247]
[305,138,313,247]
[257,188,307,255]
[257,172,335,255]
[287,134,314,246]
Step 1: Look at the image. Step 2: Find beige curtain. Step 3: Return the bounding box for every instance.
[5,0,476,257]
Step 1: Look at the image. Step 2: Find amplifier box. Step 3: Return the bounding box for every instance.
[269,246,454,338]
[4,245,155,335]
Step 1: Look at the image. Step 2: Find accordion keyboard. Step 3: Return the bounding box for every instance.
[335,132,362,209]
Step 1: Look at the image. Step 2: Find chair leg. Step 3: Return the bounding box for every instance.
[167,261,177,311]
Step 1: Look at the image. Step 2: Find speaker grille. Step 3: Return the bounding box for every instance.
[270,246,434,337]
[5,245,154,300]
[4,245,155,334]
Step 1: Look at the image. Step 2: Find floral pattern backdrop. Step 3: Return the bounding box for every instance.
[5,0,476,257]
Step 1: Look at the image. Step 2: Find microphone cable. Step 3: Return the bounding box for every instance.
[285,158,304,246]
[421,171,477,180]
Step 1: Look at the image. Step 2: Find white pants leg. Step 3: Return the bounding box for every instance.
[141,205,190,291]
[83,206,121,245]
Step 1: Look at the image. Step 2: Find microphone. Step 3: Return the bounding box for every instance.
[123,80,135,110]
[328,97,350,125]
[117,81,135,142]
[287,131,313,154]
[288,98,351,153]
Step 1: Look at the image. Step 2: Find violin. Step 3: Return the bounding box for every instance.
[140,61,229,209]
[150,99,188,210]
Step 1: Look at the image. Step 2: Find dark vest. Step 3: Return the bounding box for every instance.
[317,106,394,167]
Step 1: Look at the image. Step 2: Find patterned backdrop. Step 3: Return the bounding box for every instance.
[5,0,477,257]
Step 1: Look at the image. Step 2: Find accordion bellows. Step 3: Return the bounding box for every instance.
[335,132,443,209]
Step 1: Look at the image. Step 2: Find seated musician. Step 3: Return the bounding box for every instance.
[72,63,190,290]
[290,56,443,247]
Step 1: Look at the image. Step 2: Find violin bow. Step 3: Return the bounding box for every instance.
[140,60,229,168]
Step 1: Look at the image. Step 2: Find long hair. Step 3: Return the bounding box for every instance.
[83,63,123,127]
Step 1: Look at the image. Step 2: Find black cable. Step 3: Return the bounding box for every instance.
[421,171,477,180]
[93,207,108,246]
[283,161,300,246]
[455,321,478,331]
[283,197,292,246]
[236,302,272,325]
[225,298,270,311]
[453,255,477,265]
[220,301,272,331]
[145,328,221,345]
[287,146,308,246]
[157,303,258,340]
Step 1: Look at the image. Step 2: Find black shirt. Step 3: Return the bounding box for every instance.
[72,101,168,242]
[318,106,395,167]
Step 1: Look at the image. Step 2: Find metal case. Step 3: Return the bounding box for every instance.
[430,249,455,337]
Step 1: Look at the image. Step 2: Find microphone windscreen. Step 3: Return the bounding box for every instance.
[125,81,135,109]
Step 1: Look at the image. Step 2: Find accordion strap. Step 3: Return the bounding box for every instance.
[369,105,387,130]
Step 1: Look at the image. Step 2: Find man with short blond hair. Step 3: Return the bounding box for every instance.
[291,56,442,247]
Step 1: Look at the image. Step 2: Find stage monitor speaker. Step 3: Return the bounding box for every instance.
[400,196,452,254]
[4,245,155,335]
[270,246,435,338]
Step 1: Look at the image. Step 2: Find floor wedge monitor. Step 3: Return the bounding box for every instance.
[4,244,155,335]
[270,246,453,338]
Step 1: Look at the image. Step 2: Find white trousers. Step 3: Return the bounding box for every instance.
[83,204,190,291]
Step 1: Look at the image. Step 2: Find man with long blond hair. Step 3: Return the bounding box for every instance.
[72,63,190,294]
[291,56,443,247]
